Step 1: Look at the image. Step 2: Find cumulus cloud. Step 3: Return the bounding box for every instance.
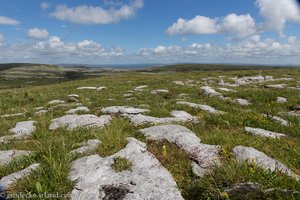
[27,28,49,40]
[0,35,299,64]
[167,13,256,38]
[40,2,50,10]
[167,16,218,35]
[50,0,144,24]
[137,36,300,64]
[0,16,20,25]
[256,0,300,35]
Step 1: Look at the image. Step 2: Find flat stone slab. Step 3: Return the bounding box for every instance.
[66,106,90,114]
[134,85,148,92]
[151,89,170,94]
[233,146,299,180]
[276,97,287,103]
[173,81,185,86]
[140,125,220,177]
[1,121,37,143]
[68,94,79,98]
[245,127,286,139]
[69,137,184,200]
[234,98,251,106]
[176,101,225,114]
[48,100,66,105]
[77,87,97,90]
[0,163,40,192]
[265,84,287,89]
[9,121,37,136]
[1,113,25,119]
[262,115,290,126]
[127,110,198,126]
[201,86,223,98]
[70,139,101,155]
[218,88,236,92]
[0,150,33,166]
[49,114,111,131]
[101,106,149,115]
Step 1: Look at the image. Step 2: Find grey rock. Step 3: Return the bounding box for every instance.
[127,110,198,126]
[262,115,290,126]
[134,85,148,92]
[96,87,106,91]
[245,127,286,139]
[70,139,101,155]
[140,125,220,177]
[69,137,184,200]
[9,121,37,136]
[68,94,79,98]
[49,114,111,131]
[201,86,223,98]
[233,146,299,180]
[77,86,97,90]
[177,101,225,114]
[265,84,287,89]
[234,98,251,106]
[66,106,90,114]
[48,100,66,105]
[218,87,236,92]
[101,106,149,115]
[276,97,287,103]
[151,89,170,94]
[1,121,37,143]
[35,110,48,115]
[1,113,25,119]
[0,163,40,192]
[34,106,44,111]
[0,150,33,166]
[173,81,185,86]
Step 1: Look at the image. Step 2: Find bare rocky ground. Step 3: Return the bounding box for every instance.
[0,65,300,199]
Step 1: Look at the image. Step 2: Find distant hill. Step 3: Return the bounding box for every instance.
[142,63,297,72]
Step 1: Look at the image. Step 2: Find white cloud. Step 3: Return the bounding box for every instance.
[50,0,144,24]
[0,34,4,42]
[137,36,300,64]
[256,0,300,35]
[27,28,49,40]
[41,2,50,10]
[0,16,20,25]
[221,13,256,38]
[167,16,218,35]
[167,13,256,38]
[0,35,299,65]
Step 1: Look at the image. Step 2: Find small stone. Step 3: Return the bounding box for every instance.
[70,139,101,155]
[1,113,25,119]
[177,101,225,114]
[68,94,79,98]
[276,97,287,103]
[0,163,40,192]
[66,106,90,114]
[245,127,286,139]
[0,150,33,166]
[96,87,106,91]
[77,87,97,90]
[218,88,236,92]
[151,89,169,94]
[48,100,66,105]
[234,98,251,106]
[233,146,299,180]
[265,84,287,89]
[201,86,223,97]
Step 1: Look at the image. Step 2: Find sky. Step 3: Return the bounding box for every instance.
[0,0,300,65]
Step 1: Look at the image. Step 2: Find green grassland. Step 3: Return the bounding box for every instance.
[0,64,300,199]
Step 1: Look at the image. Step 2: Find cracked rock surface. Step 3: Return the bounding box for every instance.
[140,125,220,177]
[177,101,225,114]
[69,137,184,200]
[233,146,299,180]
[245,127,286,139]
[0,150,33,166]
[49,114,111,131]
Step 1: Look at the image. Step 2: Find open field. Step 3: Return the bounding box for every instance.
[0,64,300,199]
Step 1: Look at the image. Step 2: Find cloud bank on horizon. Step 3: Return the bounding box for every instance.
[0,0,300,65]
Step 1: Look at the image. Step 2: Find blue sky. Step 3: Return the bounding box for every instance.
[0,0,300,65]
